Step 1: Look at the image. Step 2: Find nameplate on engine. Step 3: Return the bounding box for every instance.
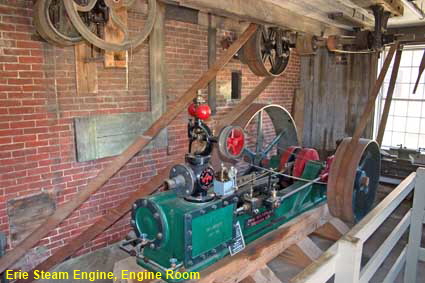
[246,210,272,228]
[229,221,245,256]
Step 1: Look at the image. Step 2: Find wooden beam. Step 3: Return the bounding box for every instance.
[0,23,259,275]
[292,89,305,145]
[413,50,425,94]
[279,237,323,268]
[266,0,374,29]
[351,42,399,143]
[376,47,403,146]
[350,0,404,16]
[312,217,350,241]
[173,0,347,36]
[150,1,166,120]
[241,266,283,283]
[207,14,217,115]
[188,204,332,283]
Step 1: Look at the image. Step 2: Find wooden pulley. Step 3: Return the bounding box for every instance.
[327,138,381,223]
[63,0,157,51]
[34,0,85,46]
[240,26,291,77]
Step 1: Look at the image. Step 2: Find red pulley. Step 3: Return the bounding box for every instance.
[196,104,211,120]
[278,146,301,171]
[188,103,197,117]
[293,148,320,177]
[218,126,246,159]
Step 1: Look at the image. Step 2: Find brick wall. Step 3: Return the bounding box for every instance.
[0,0,300,270]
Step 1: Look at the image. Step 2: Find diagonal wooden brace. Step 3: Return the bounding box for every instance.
[0,23,258,274]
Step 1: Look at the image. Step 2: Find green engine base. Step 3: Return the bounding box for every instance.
[132,161,326,282]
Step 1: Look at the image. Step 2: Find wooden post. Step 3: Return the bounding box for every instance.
[104,7,128,68]
[0,23,258,274]
[404,168,425,283]
[208,14,217,115]
[376,47,403,146]
[334,235,362,283]
[75,43,98,94]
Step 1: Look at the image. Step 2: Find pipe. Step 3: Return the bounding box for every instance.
[401,0,425,20]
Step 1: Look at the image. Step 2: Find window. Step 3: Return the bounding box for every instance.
[375,47,425,149]
[231,71,242,100]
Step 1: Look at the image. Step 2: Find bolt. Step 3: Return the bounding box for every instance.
[223,201,229,206]
[201,254,206,260]
[212,249,216,254]
[212,205,217,209]
[188,230,192,236]
[132,203,137,209]
[170,258,178,269]
[154,213,160,219]
[185,214,192,220]
[200,209,205,214]
[142,200,148,206]
[157,233,163,239]
[361,176,370,187]
[188,260,193,266]
[150,243,155,249]
[131,220,135,225]
[188,245,192,251]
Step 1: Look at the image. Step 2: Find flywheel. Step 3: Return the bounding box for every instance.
[227,104,299,170]
[63,0,157,51]
[240,26,291,77]
[327,138,381,223]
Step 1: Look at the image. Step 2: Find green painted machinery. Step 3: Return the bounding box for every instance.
[127,103,380,282]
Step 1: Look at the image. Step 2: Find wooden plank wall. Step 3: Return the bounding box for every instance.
[300,48,378,156]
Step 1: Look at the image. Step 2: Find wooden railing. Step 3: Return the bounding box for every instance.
[292,168,425,283]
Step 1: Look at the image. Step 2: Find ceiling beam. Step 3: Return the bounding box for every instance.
[266,0,374,28]
[350,0,404,16]
[169,0,349,36]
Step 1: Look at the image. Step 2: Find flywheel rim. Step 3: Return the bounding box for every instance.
[34,0,84,46]
[232,103,299,168]
[327,138,381,223]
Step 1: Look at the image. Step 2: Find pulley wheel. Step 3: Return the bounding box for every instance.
[34,0,84,46]
[327,138,380,223]
[240,26,291,77]
[218,126,246,160]
[64,0,157,51]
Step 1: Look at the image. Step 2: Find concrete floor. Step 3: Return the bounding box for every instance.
[39,185,425,283]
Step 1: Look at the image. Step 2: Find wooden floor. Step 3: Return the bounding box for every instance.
[266,185,425,283]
